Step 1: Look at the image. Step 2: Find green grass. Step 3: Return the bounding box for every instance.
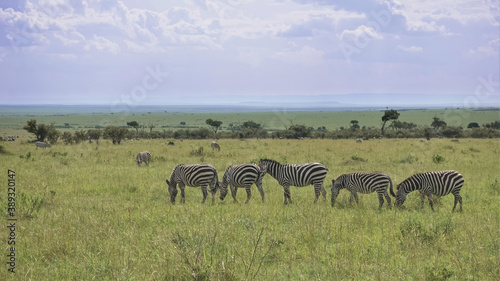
[1,108,499,133]
[0,138,499,280]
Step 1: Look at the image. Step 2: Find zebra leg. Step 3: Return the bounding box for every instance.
[201,185,208,203]
[179,184,186,204]
[313,184,321,203]
[426,193,434,211]
[377,192,384,209]
[321,184,327,201]
[419,191,426,208]
[283,185,292,205]
[351,192,359,204]
[245,185,252,204]
[256,182,265,202]
[452,194,463,212]
[231,185,238,203]
[383,190,392,208]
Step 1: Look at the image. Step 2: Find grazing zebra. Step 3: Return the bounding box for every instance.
[35,141,51,149]
[211,141,220,151]
[136,151,151,166]
[166,164,219,204]
[219,164,266,203]
[258,158,328,204]
[356,139,362,143]
[331,172,393,209]
[390,170,464,212]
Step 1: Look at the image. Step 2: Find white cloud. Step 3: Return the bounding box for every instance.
[469,38,500,58]
[339,25,383,41]
[387,0,498,34]
[396,44,423,53]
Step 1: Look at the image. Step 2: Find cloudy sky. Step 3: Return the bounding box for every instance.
[1,0,499,106]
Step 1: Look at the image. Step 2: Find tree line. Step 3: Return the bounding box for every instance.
[22,110,500,144]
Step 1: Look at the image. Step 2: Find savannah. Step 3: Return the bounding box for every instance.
[0,109,499,280]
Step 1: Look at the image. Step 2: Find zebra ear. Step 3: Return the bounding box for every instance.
[331,179,335,185]
[166,180,170,185]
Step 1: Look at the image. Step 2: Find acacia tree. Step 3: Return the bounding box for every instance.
[23,119,58,142]
[381,109,400,134]
[431,116,447,130]
[206,119,223,136]
[104,126,129,144]
[127,121,140,133]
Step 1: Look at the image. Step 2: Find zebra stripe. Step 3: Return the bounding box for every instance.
[258,158,328,204]
[166,164,219,204]
[136,151,151,166]
[211,141,221,151]
[219,164,265,203]
[331,172,393,209]
[35,141,51,149]
[391,170,464,212]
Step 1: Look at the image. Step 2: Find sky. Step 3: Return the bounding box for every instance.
[0,0,499,107]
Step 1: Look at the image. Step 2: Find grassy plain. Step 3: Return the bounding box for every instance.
[0,137,499,280]
[1,108,499,134]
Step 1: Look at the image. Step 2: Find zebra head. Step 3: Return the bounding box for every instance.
[165,179,178,203]
[258,159,278,175]
[218,181,228,200]
[394,182,408,208]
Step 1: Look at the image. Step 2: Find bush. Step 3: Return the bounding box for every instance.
[432,154,445,164]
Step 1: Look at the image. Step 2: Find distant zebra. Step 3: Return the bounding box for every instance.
[219,164,266,203]
[391,170,464,212]
[331,172,393,209]
[258,159,328,204]
[136,151,151,166]
[211,141,220,151]
[166,164,219,204]
[356,139,362,143]
[35,141,51,149]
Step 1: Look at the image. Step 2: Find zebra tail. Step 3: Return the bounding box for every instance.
[389,179,396,197]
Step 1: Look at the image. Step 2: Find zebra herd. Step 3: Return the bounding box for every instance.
[136,151,465,211]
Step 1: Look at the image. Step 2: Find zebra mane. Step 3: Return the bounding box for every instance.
[396,172,425,190]
[260,158,281,165]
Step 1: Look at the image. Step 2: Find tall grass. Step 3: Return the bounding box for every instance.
[0,138,498,280]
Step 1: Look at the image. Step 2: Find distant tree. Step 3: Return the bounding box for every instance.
[104,126,128,144]
[148,123,156,133]
[288,124,311,139]
[46,124,60,144]
[23,119,49,141]
[61,131,74,144]
[87,129,102,144]
[431,116,447,130]
[467,122,480,129]
[381,109,400,133]
[74,130,88,143]
[484,121,500,129]
[350,120,360,129]
[127,121,140,133]
[206,118,223,136]
[242,121,262,137]
[390,120,417,130]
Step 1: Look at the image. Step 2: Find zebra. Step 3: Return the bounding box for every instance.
[390,170,464,212]
[331,172,393,209]
[219,164,266,203]
[35,141,51,149]
[211,141,220,151]
[258,158,328,204]
[136,151,151,167]
[356,139,362,143]
[166,164,219,204]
